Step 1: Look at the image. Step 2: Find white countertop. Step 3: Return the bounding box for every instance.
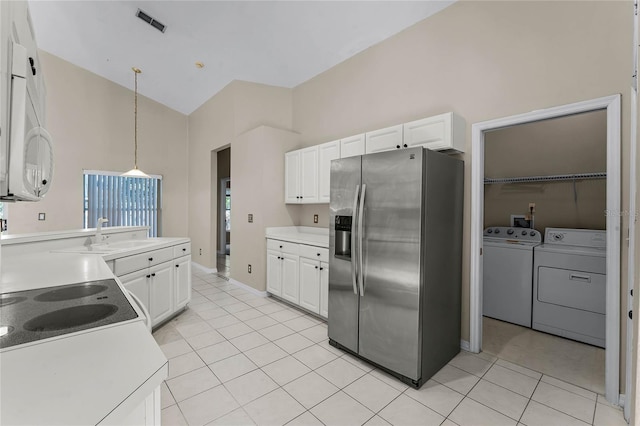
[0,234,176,425]
[266,226,329,248]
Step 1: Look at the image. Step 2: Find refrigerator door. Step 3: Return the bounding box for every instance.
[328,156,361,353]
[358,148,424,380]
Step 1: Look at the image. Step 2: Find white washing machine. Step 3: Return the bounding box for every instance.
[533,228,606,347]
[483,226,542,327]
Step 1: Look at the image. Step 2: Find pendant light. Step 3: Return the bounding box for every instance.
[122,67,150,178]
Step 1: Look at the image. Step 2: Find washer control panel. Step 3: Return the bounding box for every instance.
[544,228,606,248]
[484,226,541,242]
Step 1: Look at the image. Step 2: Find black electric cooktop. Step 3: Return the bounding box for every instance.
[0,279,138,349]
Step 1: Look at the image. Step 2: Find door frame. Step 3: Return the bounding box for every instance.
[218,177,230,256]
[469,94,621,404]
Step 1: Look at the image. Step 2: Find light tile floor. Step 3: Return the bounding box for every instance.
[482,317,605,395]
[154,269,627,426]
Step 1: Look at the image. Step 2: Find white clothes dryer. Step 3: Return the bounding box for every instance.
[533,228,606,347]
[483,226,542,327]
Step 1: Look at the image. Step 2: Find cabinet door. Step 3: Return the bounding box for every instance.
[365,124,403,154]
[299,257,320,314]
[150,263,173,325]
[340,134,365,158]
[299,146,319,203]
[122,272,150,316]
[403,113,450,151]
[281,254,300,304]
[175,256,191,310]
[318,140,340,203]
[266,250,282,296]
[285,151,301,203]
[320,261,329,318]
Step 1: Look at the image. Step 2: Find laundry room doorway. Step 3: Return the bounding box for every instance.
[470,95,622,405]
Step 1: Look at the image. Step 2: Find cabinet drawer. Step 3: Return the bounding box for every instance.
[267,239,299,255]
[115,247,174,276]
[173,242,191,258]
[299,244,328,262]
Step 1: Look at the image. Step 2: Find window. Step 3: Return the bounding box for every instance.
[0,202,6,232]
[225,183,231,232]
[83,170,162,237]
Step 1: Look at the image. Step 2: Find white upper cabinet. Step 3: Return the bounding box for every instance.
[285,151,301,203]
[340,134,365,158]
[365,124,404,154]
[299,147,319,203]
[318,140,340,203]
[403,112,465,152]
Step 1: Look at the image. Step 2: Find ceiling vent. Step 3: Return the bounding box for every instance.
[136,9,166,33]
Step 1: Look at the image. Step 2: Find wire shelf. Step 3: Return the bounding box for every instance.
[484,172,607,185]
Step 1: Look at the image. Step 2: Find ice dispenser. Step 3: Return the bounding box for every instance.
[334,215,352,260]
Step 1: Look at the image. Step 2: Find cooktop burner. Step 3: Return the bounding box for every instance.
[0,279,138,349]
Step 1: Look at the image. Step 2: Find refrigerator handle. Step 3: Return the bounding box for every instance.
[351,184,360,295]
[358,183,366,297]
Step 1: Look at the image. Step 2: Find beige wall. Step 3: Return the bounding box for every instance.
[187,81,293,269]
[6,52,189,237]
[231,126,299,289]
[290,0,633,389]
[484,110,607,232]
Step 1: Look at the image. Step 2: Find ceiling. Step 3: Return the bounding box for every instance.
[27,1,454,115]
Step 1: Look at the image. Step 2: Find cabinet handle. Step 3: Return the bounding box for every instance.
[277,256,281,260]
[182,248,186,252]
[315,265,318,269]
[146,274,151,278]
[396,145,400,149]
[403,143,408,148]
[176,264,180,268]
[148,257,153,261]
[279,245,283,248]
[317,253,320,256]
[320,267,324,271]
[151,273,156,277]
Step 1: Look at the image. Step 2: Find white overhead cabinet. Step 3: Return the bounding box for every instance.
[365,124,404,154]
[403,112,466,152]
[285,141,340,204]
[318,140,340,203]
[339,134,365,158]
[285,146,319,203]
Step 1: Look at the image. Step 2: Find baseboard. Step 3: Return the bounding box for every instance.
[227,277,268,297]
[618,393,625,408]
[191,261,217,274]
[460,339,470,351]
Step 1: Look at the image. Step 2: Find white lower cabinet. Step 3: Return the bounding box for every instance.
[320,262,329,318]
[175,256,191,310]
[266,238,328,319]
[117,243,191,328]
[150,263,173,325]
[281,254,300,304]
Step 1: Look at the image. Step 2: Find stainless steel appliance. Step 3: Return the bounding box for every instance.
[328,147,463,388]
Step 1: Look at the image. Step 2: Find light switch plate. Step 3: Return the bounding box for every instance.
[313,214,318,224]
[248,214,253,223]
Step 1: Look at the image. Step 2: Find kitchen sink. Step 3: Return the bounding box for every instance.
[24,304,118,332]
[0,279,138,349]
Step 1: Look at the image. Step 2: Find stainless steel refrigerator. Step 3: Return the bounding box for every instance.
[328,147,463,388]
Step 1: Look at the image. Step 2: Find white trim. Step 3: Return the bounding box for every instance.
[470,94,621,404]
[619,393,626,408]
[83,169,163,180]
[227,278,268,297]
[191,261,217,274]
[460,340,470,352]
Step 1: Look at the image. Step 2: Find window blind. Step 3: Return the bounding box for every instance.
[83,171,162,237]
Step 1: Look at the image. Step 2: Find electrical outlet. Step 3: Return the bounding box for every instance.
[248,213,253,223]
[248,264,252,273]
[529,202,536,213]
[199,248,202,255]
[38,213,46,221]
[313,214,318,224]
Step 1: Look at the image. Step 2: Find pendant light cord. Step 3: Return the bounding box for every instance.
[134,69,139,169]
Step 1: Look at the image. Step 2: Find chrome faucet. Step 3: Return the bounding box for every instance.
[95,218,109,243]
